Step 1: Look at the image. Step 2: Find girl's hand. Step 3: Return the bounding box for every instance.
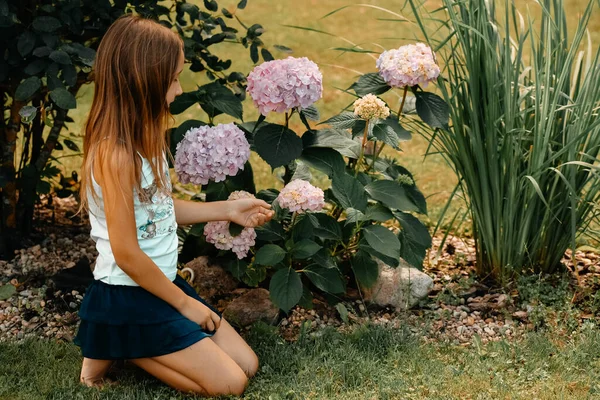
[228,199,274,228]
[179,296,221,332]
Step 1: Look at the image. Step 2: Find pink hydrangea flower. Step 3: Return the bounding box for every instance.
[376,43,440,88]
[246,57,323,115]
[276,180,325,213]
[175,123,250,185]
[203,191,257,259]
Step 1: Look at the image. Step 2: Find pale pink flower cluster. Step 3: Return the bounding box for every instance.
[276,180,325,213]
[175,123,250,185]
[353,94,390,120]
[246,57,323,115]
[376,43,440,88]
[203,191,257,259]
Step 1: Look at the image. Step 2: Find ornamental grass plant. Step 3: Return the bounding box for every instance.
[405,0,600,283]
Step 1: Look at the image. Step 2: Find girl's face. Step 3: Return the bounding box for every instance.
[166,51,184,106]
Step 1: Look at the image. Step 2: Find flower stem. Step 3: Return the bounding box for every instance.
[354,119,370,177]
[397,86,409,121]
[285,112,290,129]
[290,212,297,229]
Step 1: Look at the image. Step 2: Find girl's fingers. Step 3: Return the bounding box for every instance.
[212,312,221,330]
[205,318,215,332]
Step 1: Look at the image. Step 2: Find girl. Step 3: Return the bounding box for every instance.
[75,15,274,397]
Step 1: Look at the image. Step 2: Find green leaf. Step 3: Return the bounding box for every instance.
[351,250,379,288]
[250,43,259,63]
[320,112,357,130]
[221,7,233,18]
[188,223,206,237]
[359,239,399,267]
[365,180,420,212]
[33,46,52,57]
[311,213,342,240]
[349,72,391,96]
[303,264,345,294]
[301,105,320,121]
[243,264,267,287]
[415,91,449,129]
[204,0,219,12]
[274,44,293,53]
[255,220,286,242]
[15,77,41,101]
[32,16,61,33]
[256,189,279,203]
[336,303,349,323]
[371,122,399,149]
[261,48,274,61]
[24,59,48,76]
[63,139,79,152]
[61,64,77,87]
[19,106,37,124]
[291,239,321,260]
[269,268,302,312]
[363,224,401,260]
[237,0,247,8]
[331,173,368,212]
[181,3,200,20]
[229,222,244,237]
[300,147,345,178]
[170,92,198,115]
[254,123,302,169]
[254,244,286,266]
[49,50,71,65]
[226,259,247,279]
[0,284,16,300]
[36,180,51,194]
[291,215,314,242]
[365,203,394,222]
[198,82,243,120]
[298,285,313,309]
[345,208,365,224]
[18,31,36,57]
[50,88,76,109]
[383,117,411,141]
[302,128,360,159]
[291,161,312,181]
[394,211,431,270]
[405,185,427,215]
[311,248,337,269]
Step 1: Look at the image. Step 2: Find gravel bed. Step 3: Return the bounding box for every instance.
[0,197,598,345]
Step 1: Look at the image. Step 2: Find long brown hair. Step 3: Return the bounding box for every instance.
[80,15,183,211]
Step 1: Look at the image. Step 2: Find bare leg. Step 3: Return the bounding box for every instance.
[210,319,259,377]
[130,337,248,396]
[80,358,114,387]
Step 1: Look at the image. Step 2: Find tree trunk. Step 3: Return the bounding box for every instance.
[0,97,23,258]
[16,108,67,237]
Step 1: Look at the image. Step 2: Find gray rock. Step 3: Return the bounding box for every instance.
[183,256,239,303]
[223,288,279,328]
[367,259,433,310]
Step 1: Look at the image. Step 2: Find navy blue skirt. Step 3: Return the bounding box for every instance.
[74,275,221,360]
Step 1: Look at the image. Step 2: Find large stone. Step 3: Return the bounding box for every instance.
[223,288,279,328]
[182,256,238,303]
[367,259,433,310]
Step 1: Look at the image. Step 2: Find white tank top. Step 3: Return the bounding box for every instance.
[88,154,178,286]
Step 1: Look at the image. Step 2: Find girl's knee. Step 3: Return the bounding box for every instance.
[245,352,259,378]
[203,369,248,397]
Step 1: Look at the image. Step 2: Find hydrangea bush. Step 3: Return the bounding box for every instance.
[173,43,449,312]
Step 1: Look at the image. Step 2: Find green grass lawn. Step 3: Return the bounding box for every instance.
[1,322,600,399]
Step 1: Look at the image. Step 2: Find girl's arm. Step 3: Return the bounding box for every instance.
[173,198,273,227]
[98,157,220,331]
